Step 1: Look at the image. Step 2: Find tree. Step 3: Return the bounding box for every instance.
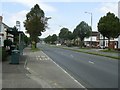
[67,31,74,40]
[12,26,19,45]
[59,28,69,44]
[24,4,48,48]
[98,12,120,49]
[44,35,52,44]
[73,21,92,47]
[44,34,57,44]
[51,34,57,44]
[4,39,12,48]
[23,35,30,46]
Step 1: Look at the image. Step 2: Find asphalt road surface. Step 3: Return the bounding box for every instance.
[38,43,118,88]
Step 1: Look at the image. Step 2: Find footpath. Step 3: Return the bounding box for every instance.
[2,47,85,88]
[2,51,42,88]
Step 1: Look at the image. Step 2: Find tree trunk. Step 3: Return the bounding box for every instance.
[103,36,105,49]
[73,39,75,46]
[35,42,37,48]
[81,40,84,48]
[31,41,36,49]
[108,38,110,50]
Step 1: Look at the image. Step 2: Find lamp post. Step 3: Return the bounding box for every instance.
[16,21,21,44]
[16,21,23,54]
[85,12,92,47]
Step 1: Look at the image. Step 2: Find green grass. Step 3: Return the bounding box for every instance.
[100,49,118,53]
[0,47,2,60]
[79,47,92,50]
[51,45,120,60]
[0,47,2,53]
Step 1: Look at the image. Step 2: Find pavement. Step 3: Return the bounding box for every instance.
[2,46,85,88]
[2,52,42,88]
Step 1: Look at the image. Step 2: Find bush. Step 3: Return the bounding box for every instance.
[2,47,8,61]
[67,43,72,47]
[4,39,12,47]
[0,47,2,61]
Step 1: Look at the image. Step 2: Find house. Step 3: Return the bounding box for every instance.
[118,36,120,49]
[118,1,120,49]
[84,31,119,49]
[84,31,100,48]
[99,34,108,49]
[99,34,119,49]
[0,16,13,47]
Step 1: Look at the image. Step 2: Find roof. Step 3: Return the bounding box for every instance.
[2,22,9,29]
[91,31,100,36]
[6,29,24,35]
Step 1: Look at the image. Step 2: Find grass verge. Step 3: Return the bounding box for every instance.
[100,49,118,53]
[51,45,120,60]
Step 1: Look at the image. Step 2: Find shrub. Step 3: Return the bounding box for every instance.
[0,47,2,61]
[4,39,12,47]
[2,47,8,61]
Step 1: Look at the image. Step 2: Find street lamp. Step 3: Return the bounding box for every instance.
[16,21,21,44]
[85,12,92,47]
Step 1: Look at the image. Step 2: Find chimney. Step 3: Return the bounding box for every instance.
[0,16,3,22]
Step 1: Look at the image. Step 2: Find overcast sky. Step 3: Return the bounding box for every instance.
[0,0,119,38]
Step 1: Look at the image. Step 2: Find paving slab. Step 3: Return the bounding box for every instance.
[2,54,42,88]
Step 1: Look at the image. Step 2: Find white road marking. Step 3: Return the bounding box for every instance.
[41,51,86,89]
[39,58,42,60]
[70,54,74,58]
[38,56,40,57]
[41,56,46,58]
[89,61,94,64]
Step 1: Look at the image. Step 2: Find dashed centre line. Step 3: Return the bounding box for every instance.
[88,61,95,64]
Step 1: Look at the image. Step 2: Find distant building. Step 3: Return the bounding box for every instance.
[84,31,100,48]
[99,34,108,49]
[99,34,118,49]
[0,16,13,47]
[85,31,119,49]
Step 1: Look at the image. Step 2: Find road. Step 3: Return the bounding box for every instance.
[38,43,118,88]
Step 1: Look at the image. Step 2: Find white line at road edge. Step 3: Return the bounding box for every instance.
[41,51,86,89]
